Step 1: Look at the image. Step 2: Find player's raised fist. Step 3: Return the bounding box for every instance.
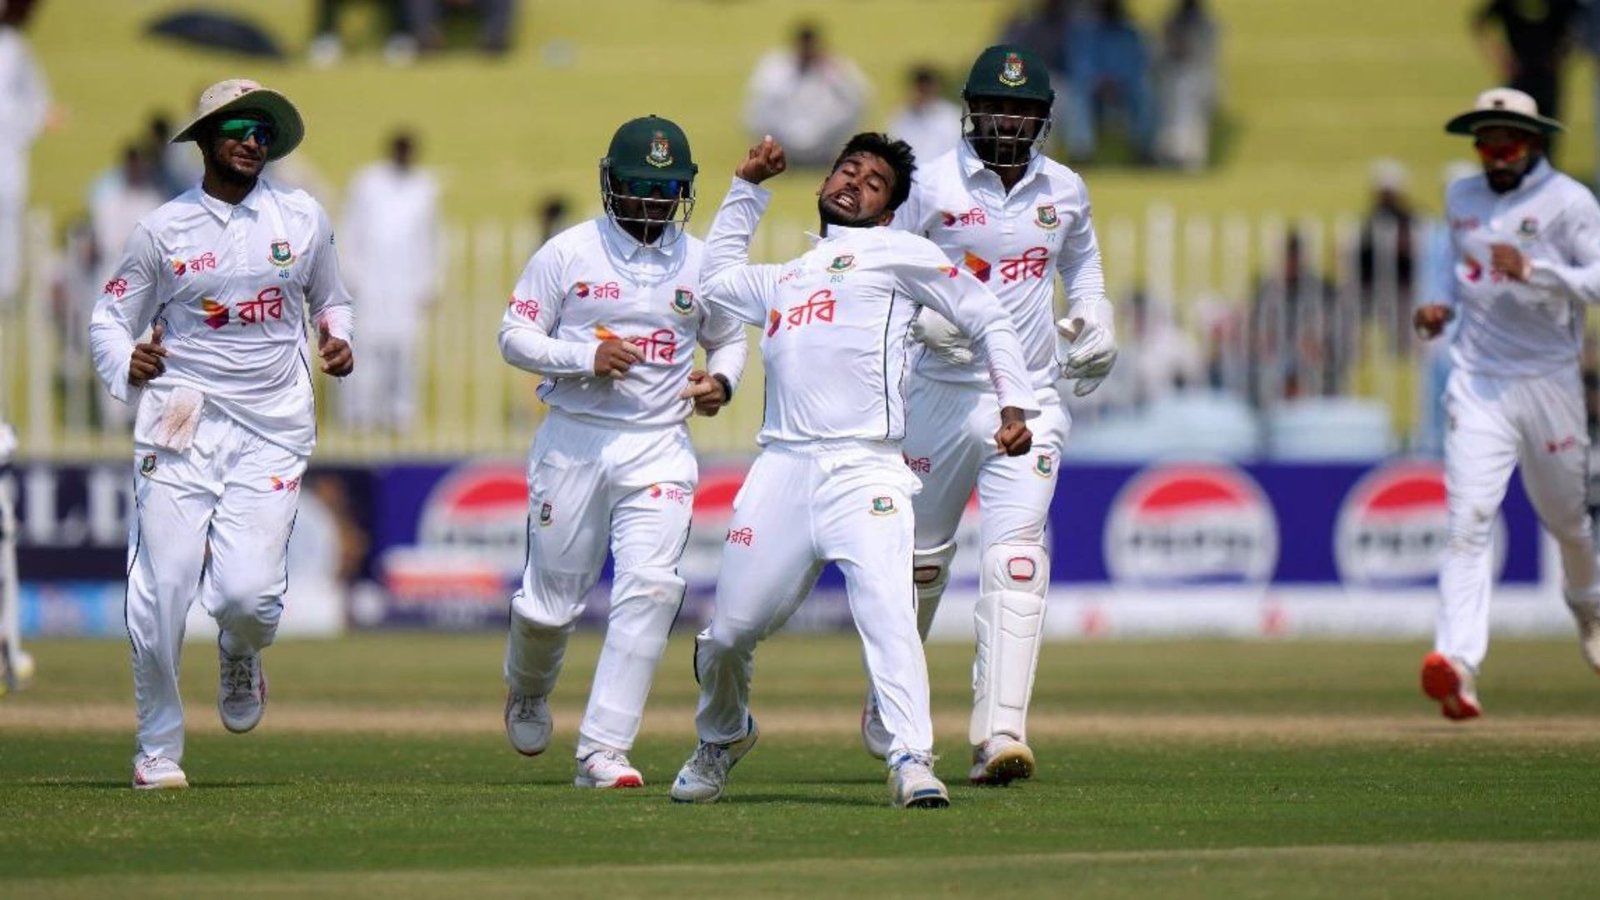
[128,322,169,387]
[736,136,787,185]
[318,321,354,377]
[1412,303,1454,341]
[594,338,645,379]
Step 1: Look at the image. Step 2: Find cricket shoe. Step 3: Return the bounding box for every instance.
[217,645,267,734]
[133,755,188,790]
[968,734,1036,786]
[669,715,760,803]
[574,749,644,789]
[1568,603,1600,673]
[1421,652,1482,721]
[505,691,552,756]
[888,750,950,809]
[859,689,892,760]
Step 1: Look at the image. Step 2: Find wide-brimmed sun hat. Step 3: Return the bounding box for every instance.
[1444,87,1563,136]
[170,78,305,161]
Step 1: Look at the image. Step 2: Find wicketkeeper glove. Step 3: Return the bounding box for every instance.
[1057,317,1118,397]
[910,308,974,367]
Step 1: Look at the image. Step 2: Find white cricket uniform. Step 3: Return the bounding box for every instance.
[889,142,1107,745]
[338,161,440,430]
[88,179,354,765]
[1436,159,1600,671]
[693,177,1038,756]
[498,215,746,758]
[0,24,48,306]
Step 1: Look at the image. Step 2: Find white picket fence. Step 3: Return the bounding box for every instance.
[0,205,1430,461]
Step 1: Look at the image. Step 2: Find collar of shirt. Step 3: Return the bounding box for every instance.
[1506,156,1555,198]
[196,178,267,224]
[598,214,681,264]
[807,222,876,246]
[956,139,1044,196]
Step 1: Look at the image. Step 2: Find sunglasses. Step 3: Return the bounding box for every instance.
[1473,139,1530,165]
[617,179,686,199]
[216,118,275,146]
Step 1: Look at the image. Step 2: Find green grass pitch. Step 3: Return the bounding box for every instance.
[3,633,1600,897]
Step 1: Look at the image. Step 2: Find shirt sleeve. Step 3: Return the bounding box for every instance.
[701,177,784,327]
[1057,173,1114,333]
[892,238,1039,415]
[1526,188,1600,304]
[88,222,163,404]
[699,304,749,396]
[305,205,355,344]
[498,242,597,377]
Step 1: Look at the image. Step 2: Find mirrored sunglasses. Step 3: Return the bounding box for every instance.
[1473,139,1530,165]
[216,118,275,146]
[619,178,686,198]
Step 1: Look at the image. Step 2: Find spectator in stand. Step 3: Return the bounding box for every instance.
[1065,0,1155,164]
[339,129,440,433]
[743,22,870,167]
[535,194,570,248]
[0,0,49,310]
[1154,0,1218,170]
[1357,158,1418,330]
[1473,0,1580,156]
[407,0,518,57]
[144,113,200,199]
[308,0,418,67]
[1579,0,1600,185]
[1249,230,1339,405]
[885,65,961,164]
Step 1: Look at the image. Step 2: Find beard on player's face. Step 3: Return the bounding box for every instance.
[205,134,266,186]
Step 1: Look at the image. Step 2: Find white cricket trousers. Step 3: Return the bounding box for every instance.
[694,441,934,755]
[126,402,305,763]
[504,412,696,757]
[904,378,1070,553]
[1437,367,1600,670]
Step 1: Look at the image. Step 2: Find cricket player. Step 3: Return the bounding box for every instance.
[859,45,1116,785]
[498,116,747,789]
[0,417,27,695]
[88,79,355,789]
[669,133,1038,809]
[1415,87,1600,720]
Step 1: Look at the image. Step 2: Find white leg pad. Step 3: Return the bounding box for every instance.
[970,542,1049,745]
[912,541,957,641]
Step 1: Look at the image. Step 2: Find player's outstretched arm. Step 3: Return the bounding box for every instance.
[701,139,789,328]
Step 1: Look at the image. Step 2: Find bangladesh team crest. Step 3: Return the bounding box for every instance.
[999,52,1027,87]
[268,239,295,267]
[829,254,855,272]
[1519,217,1539,238]
[672,288,695,315]
[538,501,554,526]
[1034,454,1054,477]
[647,131,673,168]
[870,495,897,516]
[1035,205,1059,229]
[140,453,157,476]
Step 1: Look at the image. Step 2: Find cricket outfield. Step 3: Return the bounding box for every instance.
[2,633,1598,898]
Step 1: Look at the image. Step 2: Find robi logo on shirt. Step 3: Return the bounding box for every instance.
[575,281,621,300]
[200,287,287,330]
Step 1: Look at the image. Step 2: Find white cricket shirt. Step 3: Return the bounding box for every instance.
[88,178,355,456]
[702,177,1039,446]
[498,215,748,427]
[1445,159,1600,377]
[893,141,1110,391]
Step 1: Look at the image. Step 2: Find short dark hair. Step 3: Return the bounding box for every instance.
[830,132,917,212]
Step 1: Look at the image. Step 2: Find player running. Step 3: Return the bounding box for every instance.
[1414,88,1600,719]
[668,133,1037,809]
[859,45,1116,785]
[498,116,747,788]
[88,79,355,789]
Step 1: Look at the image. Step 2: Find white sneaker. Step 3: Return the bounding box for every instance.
[669,715,760,803]
[133,755,188,790]
[574,749,644,789]
[968,735,1036,786]
[888,750,950,808]
[859,689,892,760]
[504,691,552,756]
[217,646,266,734]
[1421,652,1482,721]
[1569,603,1600,673]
